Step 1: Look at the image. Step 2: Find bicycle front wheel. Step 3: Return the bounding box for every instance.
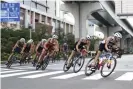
[42,58,50,70]
[6,56,15,68]
[85,58,96,76]
[63,59,71,72]
[73,56,85,73]
[100,57,117,77]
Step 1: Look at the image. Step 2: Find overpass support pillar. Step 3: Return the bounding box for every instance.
[60,2,103,41]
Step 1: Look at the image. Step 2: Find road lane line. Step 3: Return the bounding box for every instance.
[0,71,42,78]
[115,72,133,81]
[83,72,114,80]
[1,68,11,71]
[20,71,63,78]
[51,71,84,79]
[1,70,25,74]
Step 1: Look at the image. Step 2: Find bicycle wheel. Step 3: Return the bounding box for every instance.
[63,59,71,72]
[36,64,40,70]
[85,58,96,76]
[6,56,15,68]
[42,57,50,70]
[100,57,117,77]
[73,56,85,73]
[32,57,38,67]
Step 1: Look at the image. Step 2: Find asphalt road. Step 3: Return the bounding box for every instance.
[1,55,133,89]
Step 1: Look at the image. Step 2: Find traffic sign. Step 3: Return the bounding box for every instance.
[0,3,20,22]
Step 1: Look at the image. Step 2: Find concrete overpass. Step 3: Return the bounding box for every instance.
[60,0,133,51]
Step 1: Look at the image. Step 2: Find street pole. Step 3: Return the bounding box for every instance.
[29,0,32,39]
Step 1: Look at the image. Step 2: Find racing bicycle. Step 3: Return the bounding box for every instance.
[85,50,119,77]
[63,49,87,73]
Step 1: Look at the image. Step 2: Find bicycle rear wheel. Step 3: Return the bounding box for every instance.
[100,57,117,77]
[73,56,85,73]
[85,58,96,76]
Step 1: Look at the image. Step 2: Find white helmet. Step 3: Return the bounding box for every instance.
[27,39,33,44]
[41,39,47,43]
[20,38,25,43]
[114,32,122,38]
[86,35,91,40]
[52,35,58,39]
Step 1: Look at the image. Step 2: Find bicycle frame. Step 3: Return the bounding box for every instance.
[97,51,113,70]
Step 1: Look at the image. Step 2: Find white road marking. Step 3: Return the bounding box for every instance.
[83,72,114,80]
[20,71,63,78]
[115,72,133,81]
[1,71,42,78]
[1,70,25,74]
[51,71,84,79]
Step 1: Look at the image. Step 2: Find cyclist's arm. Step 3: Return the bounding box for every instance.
[36,42,41,52]
[105,37,111,51]
[21,43,26,53]
[55,40,59,52]
[44,38,50,50]
[30,42,34,53]
[86,41,91,52]
[113,42,120,50]
[76,40,81,51]
[12,41,19,51]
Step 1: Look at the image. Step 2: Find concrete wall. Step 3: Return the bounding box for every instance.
[95,26,108,38]
[108,26,122,36]
[61,2,103,40]
[95,26,122,38]
[47,1,56,17]
[60,3,79,40]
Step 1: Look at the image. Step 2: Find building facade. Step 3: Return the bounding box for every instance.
[1,0,74,34]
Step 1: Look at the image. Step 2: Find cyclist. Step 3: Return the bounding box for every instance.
[67,35,91,68]
[32,39,47,66]
[36,35,59,66]
[21,39,34,63]
[63,42,68,53]
[62,42,69,60]
[6,38,25,64]
[93,32,122,69]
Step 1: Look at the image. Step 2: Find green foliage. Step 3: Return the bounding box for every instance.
[65,33,75,50]
[89,36,100,51]
[1,25,75,61]
[1,53,10,61]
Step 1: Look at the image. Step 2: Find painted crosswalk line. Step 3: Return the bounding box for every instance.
[1,70,25,74]
[1,71,42,78]
[1,68,11,71]
[20,71,63,78]
[1,68,133,81]
[115,72,133,81]
[51,71,84,79]
[83,72,115,80]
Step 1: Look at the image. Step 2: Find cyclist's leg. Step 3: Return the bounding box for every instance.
[93,43,104,66]
[7,53,14,62]
[33,53,38,63]
[7,47,21,62]
[67,50,76,65]
[37,48,47,64]
[20,53,25,63]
